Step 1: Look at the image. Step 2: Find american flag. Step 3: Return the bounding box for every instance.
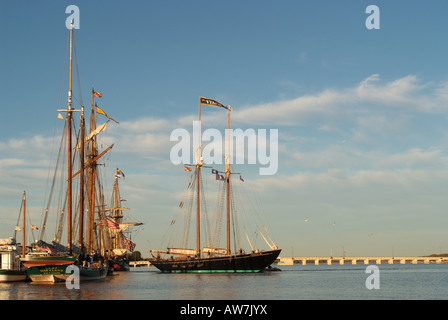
[122,236,136,252]
[100,218,119,230]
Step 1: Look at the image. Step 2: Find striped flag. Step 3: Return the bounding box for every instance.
[100,218,119,230]
[122,236,136,252]
[93,90,102,98]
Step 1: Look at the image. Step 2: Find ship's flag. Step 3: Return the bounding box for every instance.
[119,197,127,201]
[96,104,119,123]
[200,96,233,111]
[115,168,125,179]
[93,90,103,98]
[101,218,119,230]
[184,166,192,172]
[58,113,65,120]
[211,169,218,174]
[240,175,244,182]
[84,121,108,142]
[31,224,39,230]
[122,236,136,252]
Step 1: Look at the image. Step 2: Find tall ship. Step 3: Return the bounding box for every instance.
[150,97,281,273]
[107,170,143,271]
[21,21,119,282]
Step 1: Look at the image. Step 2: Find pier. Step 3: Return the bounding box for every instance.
[129,261,152,267]
[277,256,448,266]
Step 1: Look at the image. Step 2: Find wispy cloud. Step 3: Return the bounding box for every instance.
[232,74,448,126]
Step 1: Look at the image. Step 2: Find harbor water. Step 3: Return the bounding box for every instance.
[1,263,447,301]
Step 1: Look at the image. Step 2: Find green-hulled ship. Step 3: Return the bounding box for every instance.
[22,21,116,283]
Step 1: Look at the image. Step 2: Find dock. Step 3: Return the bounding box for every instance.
[129,260,152,267]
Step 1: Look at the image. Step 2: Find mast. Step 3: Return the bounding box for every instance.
[196,98,202,256]
[87,88,97,254]
[67,21,74,254]
[113,176,120,251]
[226,109,231,254]
[79,106,85,252]
[22,191,26,257]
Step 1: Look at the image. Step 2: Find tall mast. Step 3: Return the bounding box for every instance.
[88,88,97,254]
[67,21,74,254]
[79,106,85,252]
[22,191,26,257]
[196,98,202,256]
[226,109,231,254]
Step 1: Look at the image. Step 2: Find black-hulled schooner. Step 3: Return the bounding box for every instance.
[21,21,118,282]
[150,97,281,273]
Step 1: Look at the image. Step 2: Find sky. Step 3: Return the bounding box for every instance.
[1,0,448,258]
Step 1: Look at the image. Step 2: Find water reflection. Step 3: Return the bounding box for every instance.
[1,265,447,300]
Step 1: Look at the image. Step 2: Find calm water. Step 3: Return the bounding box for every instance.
[1,263,447,301]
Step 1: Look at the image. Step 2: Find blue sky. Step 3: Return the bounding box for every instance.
[1,0,448,257]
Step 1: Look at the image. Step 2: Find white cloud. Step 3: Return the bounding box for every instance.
[231,74,448,126]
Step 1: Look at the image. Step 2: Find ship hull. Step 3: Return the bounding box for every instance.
[113,260,130,272]
[22,255,76,283]
[0,270,27,283]
[79,267,108,281]
[151,249,281,273]
[25,264,108,283]
[26,265,72,283]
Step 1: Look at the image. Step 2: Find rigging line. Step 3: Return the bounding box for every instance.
[230,178,241,253]
[40,28,70,233]
[213,179,226,248]
[232,174,259,251]
[26,205,37,243]
[39,107,67,237]
[41,119,67,241]
[182,170,195,248]
[73,30,83,107]
[14,194,24,240]
[200,168,211,247]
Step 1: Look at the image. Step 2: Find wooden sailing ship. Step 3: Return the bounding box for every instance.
[150,97,281,273]
[21,21,117,282]
[107,170,143,271]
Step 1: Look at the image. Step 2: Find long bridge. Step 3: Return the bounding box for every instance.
[277,256,448,266]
